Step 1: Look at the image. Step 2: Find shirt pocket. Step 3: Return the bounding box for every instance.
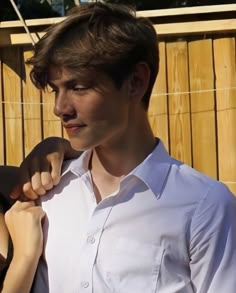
[106,237,164,293]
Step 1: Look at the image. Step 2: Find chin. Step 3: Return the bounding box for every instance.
[70,138,93,152]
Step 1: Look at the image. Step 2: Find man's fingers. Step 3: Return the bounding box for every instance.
[21,158,60,198]
[11,137,72,200]
[22,181,40,200]
[49,153,63,186]
[31,171,45,195]
[41,171,54,191]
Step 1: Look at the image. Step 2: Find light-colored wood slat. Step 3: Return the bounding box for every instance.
[0,17,65,28]
[62,126,69,140]
[166,41,192,165]
[154,19,236,37]
[214,37,236,195]
[0,31,45,47]
[42,90,62,139]
[22,49,42,157]
[148,42,169,151]
[0,50,4,164]
[2,47,23,165]
[1,18,236,47]
[188,38,217,179]
[226,183,236,196]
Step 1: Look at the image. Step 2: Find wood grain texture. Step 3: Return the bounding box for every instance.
[22,49,42,156]
[154,19,236,37]
[0,50,4,164]
[214,37,236,195]
[148,42,169,151]
[42,90,62,139]
[1,18,236,46]
[2,47,23,165]
[188,38,217,179]
[166,40,192,165]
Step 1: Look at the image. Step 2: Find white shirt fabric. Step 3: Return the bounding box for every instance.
[32,140,236,293]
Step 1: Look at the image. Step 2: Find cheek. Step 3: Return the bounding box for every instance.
[76,96,115,121]
[81,102,108,121]
[74,90,129,124]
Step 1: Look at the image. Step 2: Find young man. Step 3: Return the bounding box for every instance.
[26,3,236,293]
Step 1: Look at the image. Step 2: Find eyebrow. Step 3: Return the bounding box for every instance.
[48,79,80,89]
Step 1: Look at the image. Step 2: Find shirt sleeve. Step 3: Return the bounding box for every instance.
[189,181,236,293]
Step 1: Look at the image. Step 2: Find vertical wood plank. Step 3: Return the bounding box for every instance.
[214,37,236,195]
[2,47,23,166]
[0,49,5,164]
[62,127,69,140]
[42,90,62,139]
[166,40,192,165]
[188,38,217,179]
[149,41,169,151]
[22,49,42,157]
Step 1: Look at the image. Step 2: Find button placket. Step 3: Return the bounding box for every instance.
[87,235,95,244]
[78,198,115,292]
[81,281,89,288]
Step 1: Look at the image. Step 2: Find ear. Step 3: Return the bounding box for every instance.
[128,62,151,103]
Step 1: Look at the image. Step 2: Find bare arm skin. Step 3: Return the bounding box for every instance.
[1,201,45,293]
[0,206,9,265]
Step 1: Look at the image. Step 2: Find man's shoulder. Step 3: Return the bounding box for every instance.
[40,157,87,205]
[165,158,235,206]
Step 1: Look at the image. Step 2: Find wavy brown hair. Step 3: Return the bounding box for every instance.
[26,2,159,110]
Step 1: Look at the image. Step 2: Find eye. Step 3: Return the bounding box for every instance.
[73,86,90,92]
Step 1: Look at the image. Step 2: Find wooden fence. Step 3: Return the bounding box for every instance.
[0,4,236,194]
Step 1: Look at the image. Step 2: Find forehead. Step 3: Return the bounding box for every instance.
[47,65,110,86]
[48,66,79,82]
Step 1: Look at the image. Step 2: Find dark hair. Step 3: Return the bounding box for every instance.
[27,2,159,110]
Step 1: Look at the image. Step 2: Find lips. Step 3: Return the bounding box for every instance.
[63,123,87,134]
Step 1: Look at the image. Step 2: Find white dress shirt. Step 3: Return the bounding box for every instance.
[32,140,236,293]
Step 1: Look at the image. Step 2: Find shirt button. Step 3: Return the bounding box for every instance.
[87,236,95,244]
[81,281,89,288]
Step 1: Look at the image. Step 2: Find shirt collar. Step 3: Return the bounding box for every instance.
[127,139,172,198]
[61,139,172,198]
[61,149,92,177]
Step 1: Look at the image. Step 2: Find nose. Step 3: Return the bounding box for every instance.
[53,91,76,121]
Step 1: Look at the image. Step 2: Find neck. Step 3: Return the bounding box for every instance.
[89,110,157,202]
[91,114,156,178]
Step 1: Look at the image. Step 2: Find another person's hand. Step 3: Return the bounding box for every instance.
[4,201,46,261]
[11,137,80,200]
[2,201,46,293]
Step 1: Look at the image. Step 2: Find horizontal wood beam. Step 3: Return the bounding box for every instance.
[0,18,235,46]
[1,4,236,46]
[154,18,236,36]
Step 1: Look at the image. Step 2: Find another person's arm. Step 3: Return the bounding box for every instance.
[1,201,45,293]
[0,200,10,285]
